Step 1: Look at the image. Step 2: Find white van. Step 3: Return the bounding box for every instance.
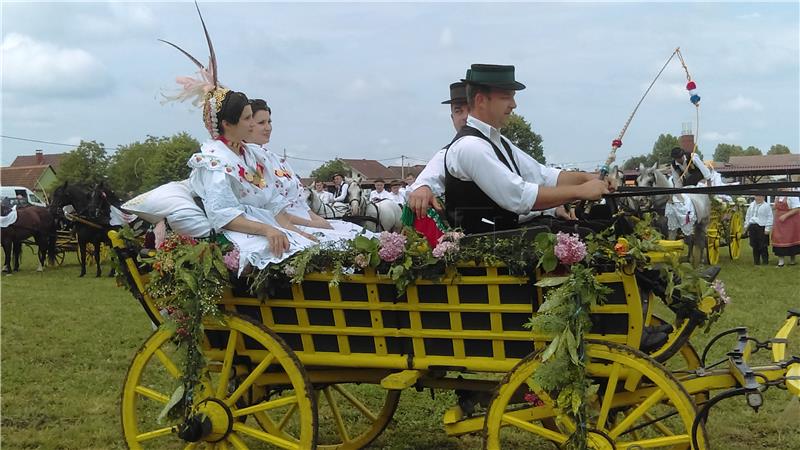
[0,186,47,207]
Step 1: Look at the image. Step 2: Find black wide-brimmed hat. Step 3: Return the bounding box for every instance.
[442,81,467,105]
[461,64,526,91]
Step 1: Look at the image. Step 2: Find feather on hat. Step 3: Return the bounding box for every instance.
[160,1,230,137]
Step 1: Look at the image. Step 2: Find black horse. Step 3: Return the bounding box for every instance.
[1,197,57,272]
[51,182,117,277]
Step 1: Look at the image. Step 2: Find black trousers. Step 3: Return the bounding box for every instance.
[748,223,769,265]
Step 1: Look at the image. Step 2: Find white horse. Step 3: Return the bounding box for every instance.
[637,163,710,266]
[304,177,361,219]
[303,177,402,232]
[346,177,403,232]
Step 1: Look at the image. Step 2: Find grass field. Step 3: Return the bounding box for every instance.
[2,240,799,449]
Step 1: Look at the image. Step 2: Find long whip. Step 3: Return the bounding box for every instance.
[600,48,701,179]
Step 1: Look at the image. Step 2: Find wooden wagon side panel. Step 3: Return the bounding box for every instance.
[219,265,646,373]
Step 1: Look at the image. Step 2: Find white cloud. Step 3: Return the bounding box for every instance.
[439,27,453,48]
[1,33,113,98]
[702,131,741,141]
[723,95,764,112]
[736,12,761,20]
[345,77,369,96]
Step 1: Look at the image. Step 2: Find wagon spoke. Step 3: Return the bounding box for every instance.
[608,390,664,439]
[134,385,170,404]
[502,413,568,444]
[136,425,176,441]
[616,434,690,449]
[332,384,378,422]
[225,352,274,406]
[154,348,181,379]
[596,362,621,431]
[643,411,675,436]
[216,329,240,398]
[232,422,299,449]
[226,433,251,450]
[216,440,230,450]
[183,443,198,450]
[232,394,298,417]
[277,403,299,430]
[324,387,352,443]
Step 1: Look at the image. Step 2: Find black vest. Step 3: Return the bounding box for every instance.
[444,125,521,234]
[671,156,703,186]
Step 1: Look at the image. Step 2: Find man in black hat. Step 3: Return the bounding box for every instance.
[407,81,470,214]
[670,146,712,187]
[413,64,611,234]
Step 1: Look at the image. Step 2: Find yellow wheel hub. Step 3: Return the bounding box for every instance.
[586,430,616,450]
[195,398,233,442]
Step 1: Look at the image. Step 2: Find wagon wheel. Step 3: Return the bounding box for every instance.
[727,209,743,260]
[647,315,708,405]
[705,227,720,265]
[54,248,65,266]
[255,380,401,449]
[121,313,318,449]
[483,340,706,450]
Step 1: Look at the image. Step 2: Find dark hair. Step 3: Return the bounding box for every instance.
[466,83,492,108]
[332,173,343,180]
[217,91,250,135]
[249,98,272,115]
[671,147,685,159]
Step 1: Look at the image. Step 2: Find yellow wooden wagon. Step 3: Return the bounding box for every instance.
[706,200,745,265]
[110,231,799,450]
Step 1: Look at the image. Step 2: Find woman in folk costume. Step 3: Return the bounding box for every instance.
[244,98,373,241]
[161,10,318,274]
[772,190,800,267]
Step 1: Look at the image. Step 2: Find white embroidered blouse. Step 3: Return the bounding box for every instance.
[188,139,289,231]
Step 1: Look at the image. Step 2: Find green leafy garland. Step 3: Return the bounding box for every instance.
[141,234,231,421]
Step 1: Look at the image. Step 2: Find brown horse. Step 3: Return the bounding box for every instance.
[1,199,57,272]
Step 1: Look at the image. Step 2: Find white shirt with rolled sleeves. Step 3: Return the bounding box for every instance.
[369,189,393,203]
[440,115,561,215]
[411,149,447,197]
[317,190,334,204]
[745,201,774,233]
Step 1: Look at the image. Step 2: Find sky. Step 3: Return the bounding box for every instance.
[1,1,798,176]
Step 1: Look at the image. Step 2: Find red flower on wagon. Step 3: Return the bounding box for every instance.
[524,391,544,407]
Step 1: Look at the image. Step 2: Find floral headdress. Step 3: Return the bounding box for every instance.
[160,2,230,138]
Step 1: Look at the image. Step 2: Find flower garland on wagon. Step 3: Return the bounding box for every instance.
[114,213,730,443]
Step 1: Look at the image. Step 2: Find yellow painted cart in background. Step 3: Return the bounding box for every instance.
[706,200,745,265]
[110,231,799,450]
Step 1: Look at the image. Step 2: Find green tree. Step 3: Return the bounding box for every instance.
[140,132,200,191]
[622,155,652,171]
[712,143,744,162]
[651,134,680,166]
[767,144,791,155]
[56,140,109,186]
[743,146,762,156]
[108,136,160,195]
[500,112,545,164]
[309,159,351,182]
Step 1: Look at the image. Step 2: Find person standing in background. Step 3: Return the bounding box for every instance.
[744,195,772,265]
